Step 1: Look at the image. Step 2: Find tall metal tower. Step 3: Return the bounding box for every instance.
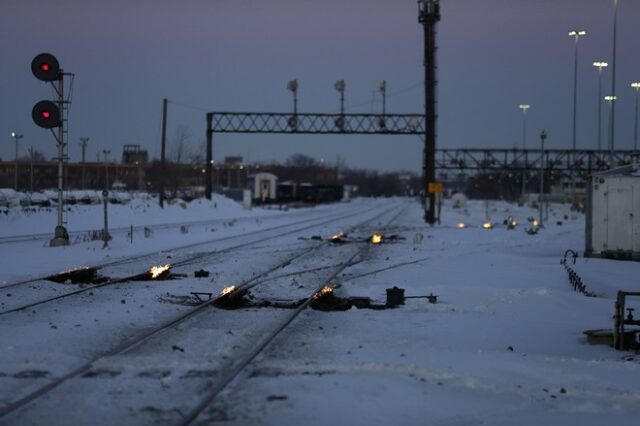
[418,0,440,224]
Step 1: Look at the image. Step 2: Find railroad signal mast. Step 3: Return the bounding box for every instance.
[31,53,71,246]
[419,0,441,225]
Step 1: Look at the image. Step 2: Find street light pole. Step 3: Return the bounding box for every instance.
[605,95,617,163]
[610,0,619,156]
[593,62,608,150]
[518,104,530,197]
[568,29,586,203]
[539,129,547,228]
[632,82,640,151]
[11,132,23,191]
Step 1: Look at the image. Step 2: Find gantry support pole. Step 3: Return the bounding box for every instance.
[419,0,440,224]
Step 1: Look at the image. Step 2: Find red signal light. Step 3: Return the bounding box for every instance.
[31,53,60,82]
[32,100,61,128]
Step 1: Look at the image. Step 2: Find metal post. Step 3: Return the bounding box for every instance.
[50,72,69,247]
[610,0,618,160]
[28,147,34,193]
[80,137,88,189]
[569,30,585,203]
[598,67,603,151]
[519,105,530,197]
[102,190,109,248]
[159,98,168,207]
[634,85,639,151]
[206,112,213,200]
[380,80,386,116]
[13,134,20,191]
[539,130,547,227]
[102,149,110,190]
[419,0,440,224]
[605,96,616,164]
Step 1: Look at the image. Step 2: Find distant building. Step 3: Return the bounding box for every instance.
[122,145,148,165]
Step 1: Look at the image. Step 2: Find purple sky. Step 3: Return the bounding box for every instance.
[1,0,639,173]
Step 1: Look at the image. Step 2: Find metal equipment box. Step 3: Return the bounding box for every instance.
[586,164,640,260]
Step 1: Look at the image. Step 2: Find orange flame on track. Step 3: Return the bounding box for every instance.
[149,264,171,279]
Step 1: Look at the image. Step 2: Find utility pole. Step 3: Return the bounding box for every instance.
[11,132,23,191]
[206,112,213,200]
[28,147,35,192]
[102,149,111,190]
[418,0,440,224]
[80,137,89,190]
[160,98,168,207]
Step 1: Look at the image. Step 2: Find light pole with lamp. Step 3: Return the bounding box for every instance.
[610,0,619,159]
[11,132,23,190]
[568,29,586,203]
[632,82,640,151]
[593,61,608,150]
[539,129,547,228]
[518,104,530,197]
[605,95,617,164]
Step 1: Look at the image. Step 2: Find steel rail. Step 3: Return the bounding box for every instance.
[0,201,402,420]
[0,205,331,245]
[0,203,365,292]
[0,203,376,316]
[178,202,409,425]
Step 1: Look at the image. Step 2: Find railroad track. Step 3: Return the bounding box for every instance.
[0,203,376,315]
[0,206,315,245]
[0,200,406,423]
[0,204,364,292]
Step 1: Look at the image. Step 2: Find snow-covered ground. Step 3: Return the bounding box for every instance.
[0,196,638,425]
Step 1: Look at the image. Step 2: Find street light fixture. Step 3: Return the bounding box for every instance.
[568,29,586,203]
[632,82,640,151]
[593,61,608,150]
[10,132,23,191]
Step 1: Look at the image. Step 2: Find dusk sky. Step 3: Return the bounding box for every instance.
[1,0,639,173]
